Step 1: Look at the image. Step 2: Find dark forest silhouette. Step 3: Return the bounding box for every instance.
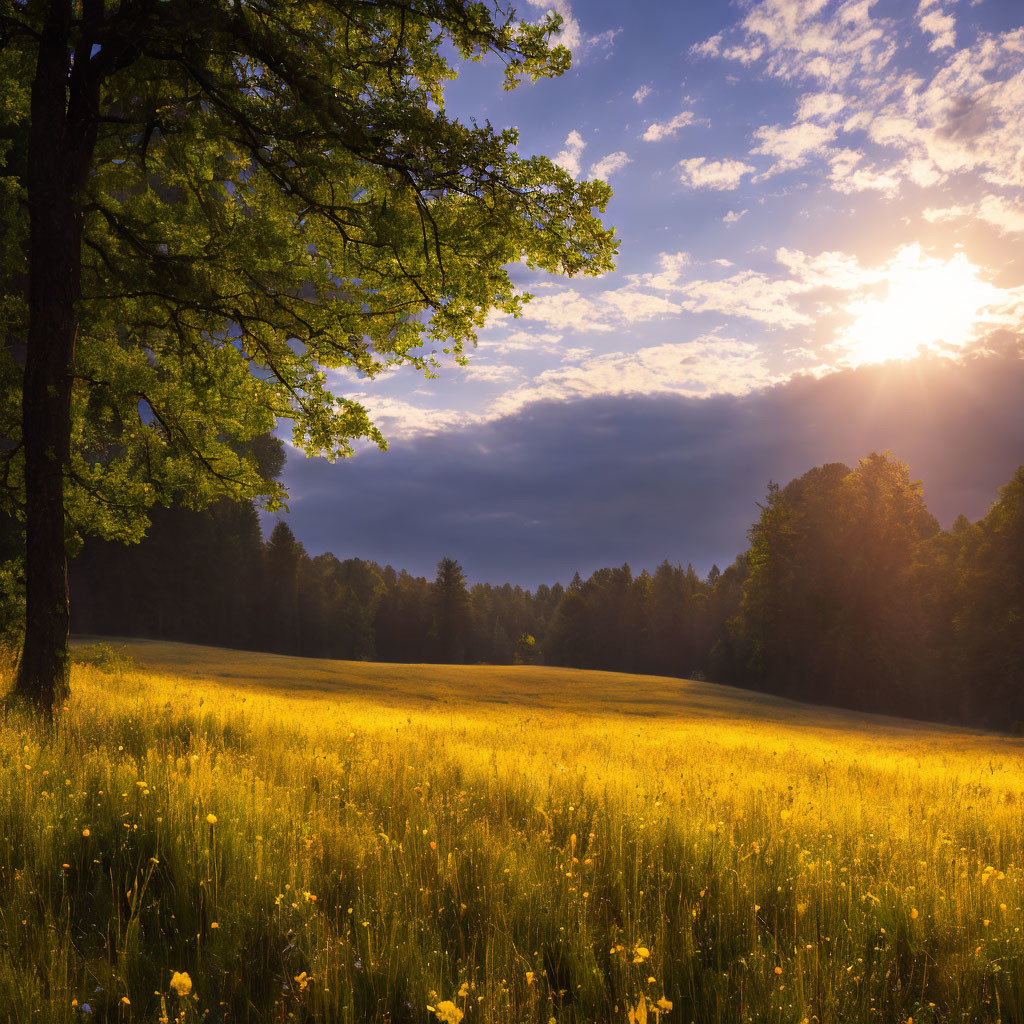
[59,448,1024,729]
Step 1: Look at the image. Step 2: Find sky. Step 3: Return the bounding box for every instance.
[273,0,1024,587]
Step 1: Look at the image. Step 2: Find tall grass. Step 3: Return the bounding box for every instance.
[1,640,1022,1023]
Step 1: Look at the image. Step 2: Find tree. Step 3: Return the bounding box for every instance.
[430,556,472,663]
[264,520,304,655]
[513,632,539,665]
[954,467,1024,723]
[0,1,617,710]
[734,454,939,713]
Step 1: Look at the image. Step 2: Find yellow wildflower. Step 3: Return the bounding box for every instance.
[431,1001,464,1024]
[170,971,192,997]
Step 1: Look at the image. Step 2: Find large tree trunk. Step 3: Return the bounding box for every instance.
[15,0,82,712]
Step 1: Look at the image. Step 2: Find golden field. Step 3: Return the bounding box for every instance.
[1,639,1022,1024]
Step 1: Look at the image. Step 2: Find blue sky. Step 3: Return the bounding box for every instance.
[275,0,1024,585]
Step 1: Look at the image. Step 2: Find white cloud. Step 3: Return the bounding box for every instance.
[976,193,1024,234]
[827,149,902,195]
[642,110,695,142]
[633,84,653,104]
[589,150,632,179]
[598,288,682,320]
[774,247,883,291]
[922,203,975,224]
[554,130,586,178]
[691,33,722,58]
[559,346,593,363]
[924,194,1024,234]
[713,0,898,87]
[723,209,748,224]
[521,289,613,333]
[629,250,691,290]
[751,120,837,176]
[347,396,476,437]
[625,244,883,332]
[492,338,775,414]
[678,271,814,329]
[796,91,846,120]
[678,157,755,190]
[462,363,521,384]
[501,330,564,349]
[919,5,956,51]
[691,0,1024,199]
[519,280,684,333]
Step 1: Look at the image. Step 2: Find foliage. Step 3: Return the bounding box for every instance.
[430,557,473,662]
[953,467,1024,719]
[0,0,616,601]
[1,641,1022,1022]
[735,454,940,713]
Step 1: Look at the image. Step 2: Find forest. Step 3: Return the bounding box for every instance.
[65,448,1024,729]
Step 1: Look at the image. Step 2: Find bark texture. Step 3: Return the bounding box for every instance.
[16,0,98,711]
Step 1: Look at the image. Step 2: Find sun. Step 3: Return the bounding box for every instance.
[836,244,1002,367]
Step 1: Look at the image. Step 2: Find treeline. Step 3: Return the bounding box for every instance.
[71,512,565,666]
[69,452,1024,728]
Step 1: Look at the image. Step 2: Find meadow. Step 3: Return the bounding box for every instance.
[1,640,1022,1024]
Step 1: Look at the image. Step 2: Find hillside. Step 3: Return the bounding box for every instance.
[1,639,1021,1022]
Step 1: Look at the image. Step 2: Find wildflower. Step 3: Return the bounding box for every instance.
[774,966,783,975]
[170,972,192,997]
[82,828,89,838]
[210,921,219,929]
[458,982,470,998]
[911,908,918,920]
[657,997,673,1012]
[206,813,218,825]
[120,997,130,1006]
[633,946,650,963]
[526,971,535,985]
[431,1000,464,1024]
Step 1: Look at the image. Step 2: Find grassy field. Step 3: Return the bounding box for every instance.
[1,639,1023,1024]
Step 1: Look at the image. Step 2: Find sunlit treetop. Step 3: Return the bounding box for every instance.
[0,0,617,544]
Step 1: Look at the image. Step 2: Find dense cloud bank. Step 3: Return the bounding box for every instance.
[278,355,1024,585]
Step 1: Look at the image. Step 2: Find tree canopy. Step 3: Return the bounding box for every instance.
[0,0,617,707]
